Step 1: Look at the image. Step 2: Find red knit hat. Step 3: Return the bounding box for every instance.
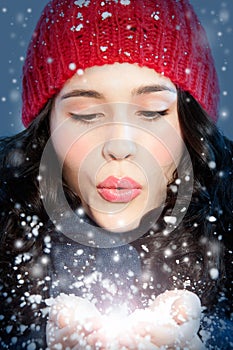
[22,0,219,127]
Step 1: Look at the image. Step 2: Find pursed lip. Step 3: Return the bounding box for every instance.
[97,176,142,203]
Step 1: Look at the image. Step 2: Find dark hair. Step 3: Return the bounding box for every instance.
[0,90,232,345]
[133,90,233,310]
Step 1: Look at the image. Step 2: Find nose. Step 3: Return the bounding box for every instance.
[102,138,137,161]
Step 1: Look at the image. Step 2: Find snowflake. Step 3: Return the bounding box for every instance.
[164,216,177,225]
[151,12,160,20]
[28,294,42,304]
[77,69,84,76]
[74,0,90,8]
[207,216,217,223]
[77,12,83,20]
[208,161,216,169]
[102,11,112,20]
[209,268,219,280]
[120,0,130,5]
[70,24,83,32]
[100,46,108,52]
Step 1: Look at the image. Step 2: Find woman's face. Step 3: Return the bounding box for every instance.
[50,63,183,232]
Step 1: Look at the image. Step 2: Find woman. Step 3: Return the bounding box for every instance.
[0,0,232,349]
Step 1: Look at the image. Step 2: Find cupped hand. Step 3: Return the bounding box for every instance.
[46,293,103,350]
[128,289,204,349]
[46,293,153,350]
[46,290,204,350]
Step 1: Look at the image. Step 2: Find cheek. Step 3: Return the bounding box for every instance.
[151,124,183,167]
[66,140,90,165]
[51,122,95,167]
[148,138,183,168]
[54,139,92,193]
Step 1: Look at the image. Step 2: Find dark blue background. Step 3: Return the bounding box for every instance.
[0,1,232,140]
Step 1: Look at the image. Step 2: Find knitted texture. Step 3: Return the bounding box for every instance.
[22,0,220,127]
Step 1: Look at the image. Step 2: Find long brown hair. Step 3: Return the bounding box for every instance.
[0,91,232,347]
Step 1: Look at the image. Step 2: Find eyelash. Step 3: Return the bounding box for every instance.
[69,110,169,123]
[136,110,169,120]
[69,113,104,124]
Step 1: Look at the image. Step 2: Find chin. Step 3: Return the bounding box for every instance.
[104,225,138,233]
[93,216,141,233]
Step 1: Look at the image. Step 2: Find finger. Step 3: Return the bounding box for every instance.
[71,343,93,350]
[145,316,201,347]
[118,333,160,350]
[87,328,125,349]
[49,294,102,323]
[128,311,177,347]
[128,309,164,337]
[171,291,201,325]
[57,308,102,333]
[47,314,96,349]
[48,316,104,349]
[49,326,91,350]
[118,329,138,349]
[130,320,155,338]
[129,310,199,348]
[149,289,187,311]
[56,307,71,328]
[148,290,201,326]
[49,298,103,333]
[46,322,82,349]
[87,329,108,348]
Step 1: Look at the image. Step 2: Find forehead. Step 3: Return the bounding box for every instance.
[58,63,177,94]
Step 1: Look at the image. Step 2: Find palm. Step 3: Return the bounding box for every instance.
[46,290,203,349]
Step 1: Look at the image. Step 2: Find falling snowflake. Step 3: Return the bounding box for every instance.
[68,62,77,71]
[209,267,219,280]
[207,216,217,223]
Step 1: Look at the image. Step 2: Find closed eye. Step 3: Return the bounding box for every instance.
[69,113,104,123]
[136,109,169,120]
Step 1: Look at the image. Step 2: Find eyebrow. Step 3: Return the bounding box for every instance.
[61,89,105,100]
[133,84,176,95]
[60,84,176,101]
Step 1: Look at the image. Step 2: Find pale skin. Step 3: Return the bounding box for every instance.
[46,291,204,349]
[50,63,183,232]
[47,63,203,348]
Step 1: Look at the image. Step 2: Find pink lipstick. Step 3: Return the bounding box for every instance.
[97,176,142,203]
